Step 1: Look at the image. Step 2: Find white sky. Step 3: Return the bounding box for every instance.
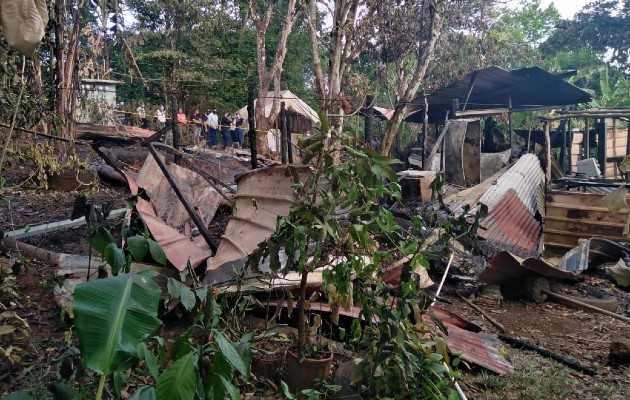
[539,0,593,19]
[504,0,592,19]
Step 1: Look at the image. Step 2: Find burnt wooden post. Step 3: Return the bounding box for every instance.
[451,99,459,120]
[526,124,532,153]
[280,101,288,164]
[584,117,590,159]
[422,95,428,168]
[597,118,606,178]
[170,92,181,164]
[508,93,513,153]
[560,119,567,173]
[544,121,551,189]
[247,81,258,169]
[364,95,373,145]
[567,118,572,174]
[287,127,293,164]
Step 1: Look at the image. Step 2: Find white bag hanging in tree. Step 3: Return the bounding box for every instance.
[0,0,48,57]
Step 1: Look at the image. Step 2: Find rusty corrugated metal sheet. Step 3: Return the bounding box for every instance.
[480,189,542,258]
[476,154,545,218]
[480,251,579,286]
[137,153,223,229]
[126,173,213,271]
[544,190,630,255]
[441,323,513,375]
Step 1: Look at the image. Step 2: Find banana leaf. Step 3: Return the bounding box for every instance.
[73,273,162,375]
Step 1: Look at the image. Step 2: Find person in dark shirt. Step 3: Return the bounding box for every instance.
[229,115,237,146]
[235,113,244,148]
[220,112,231,149]
[201,110,209,145]
[191,109,203,145]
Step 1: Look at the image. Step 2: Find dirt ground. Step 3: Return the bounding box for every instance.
[1,141,630,399]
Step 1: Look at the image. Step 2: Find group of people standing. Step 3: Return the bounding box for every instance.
[139,104,245,150]
[183,108,245,149]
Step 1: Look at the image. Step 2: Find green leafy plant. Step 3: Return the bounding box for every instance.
[252,120,468,397]
[71,260,249,399]
[80,192,167,277]
[73,271,162,400]
[356,264,461,399]
[21,144,95,190]
[281,380,341,400]
[257,128,403,356]
[129,276,248,399]
[569,65,630,109]
[0,257,30,368]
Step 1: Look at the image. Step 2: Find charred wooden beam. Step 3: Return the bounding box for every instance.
[91,143,128,179]
[147,143,218,253]
[280,102,288,164]
[141,124,174,146]
[151,142,236,202]
[247,81,258,169]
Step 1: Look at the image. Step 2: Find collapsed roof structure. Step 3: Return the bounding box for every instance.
[404,66,592,124]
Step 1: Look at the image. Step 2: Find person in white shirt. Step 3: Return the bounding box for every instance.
[137,103,147,129]
[155,105,166,129]
[207,109,219,147]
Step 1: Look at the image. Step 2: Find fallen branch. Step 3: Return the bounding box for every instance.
[0,237,61,264]
[0,122,89,144]
[498,334,597,376]
[456,291,505,332]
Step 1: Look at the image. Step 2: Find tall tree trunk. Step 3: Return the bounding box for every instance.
[364,95,373,144]
[306,0,361,163]
[32,57,47,134]
[54,0,66,141]
[380,2,444,156]
[166,0,182,160]
[54,0,87,154]
[249,0,299,156]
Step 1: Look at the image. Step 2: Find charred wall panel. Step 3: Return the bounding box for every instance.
[544,190,630,256]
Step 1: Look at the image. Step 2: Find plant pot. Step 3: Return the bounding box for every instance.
[285,350,333,395]
[252,349,286,379]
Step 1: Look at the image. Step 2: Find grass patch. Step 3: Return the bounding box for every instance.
[460,347,630,400]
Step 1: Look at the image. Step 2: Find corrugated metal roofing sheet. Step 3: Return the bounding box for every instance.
[441,323,514,375]
[205,165,311,284]
[476,154,545,218]
[125,173,213,271]
[480,252,578,286]
[480,189,543,258]
[556,237,630,273]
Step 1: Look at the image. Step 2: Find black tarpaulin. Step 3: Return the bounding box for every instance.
[405,66,592,124]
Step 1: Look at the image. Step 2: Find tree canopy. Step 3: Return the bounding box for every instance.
[0,0,627,150]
